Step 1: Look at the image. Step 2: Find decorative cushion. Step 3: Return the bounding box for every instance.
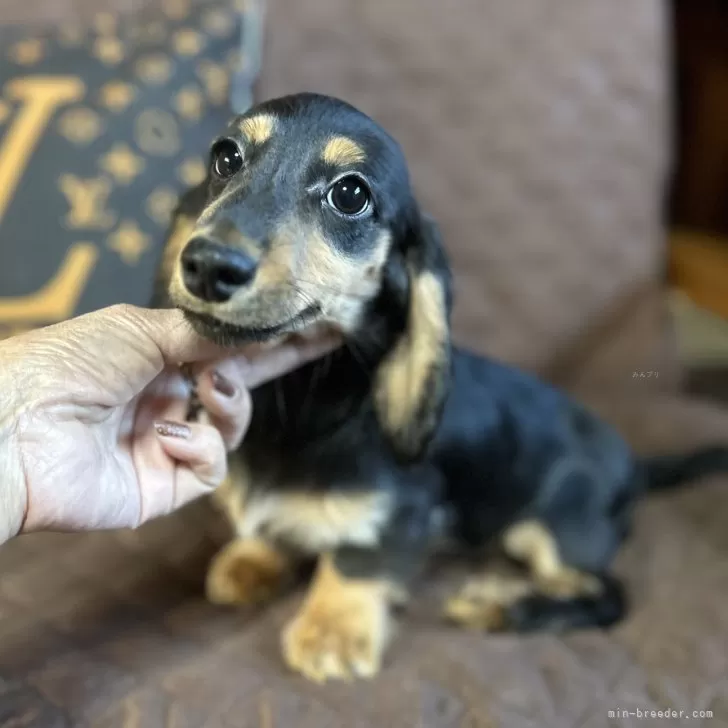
[0,0,264,339]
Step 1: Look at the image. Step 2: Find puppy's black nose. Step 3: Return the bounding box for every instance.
[180,237,257,303]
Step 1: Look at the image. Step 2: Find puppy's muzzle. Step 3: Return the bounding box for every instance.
[180,236,258,303]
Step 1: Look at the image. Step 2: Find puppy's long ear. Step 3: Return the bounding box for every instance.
[374,211,453,462]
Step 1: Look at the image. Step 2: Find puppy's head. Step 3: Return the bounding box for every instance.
[167,93,452,459]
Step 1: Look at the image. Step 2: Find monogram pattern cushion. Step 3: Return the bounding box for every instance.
[0,0,263,339]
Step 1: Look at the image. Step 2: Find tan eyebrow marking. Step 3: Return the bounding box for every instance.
[238,114,275,144]
[321,136,366,166]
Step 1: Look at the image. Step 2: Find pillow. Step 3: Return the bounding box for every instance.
[0,0,264,339]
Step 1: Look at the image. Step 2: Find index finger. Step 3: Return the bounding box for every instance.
[243,333,342,389]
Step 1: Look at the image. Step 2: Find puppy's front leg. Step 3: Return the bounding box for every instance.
[282,549,398,683]
[206,537,294,607]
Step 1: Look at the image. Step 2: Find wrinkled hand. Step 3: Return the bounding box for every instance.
[0,304,339,542]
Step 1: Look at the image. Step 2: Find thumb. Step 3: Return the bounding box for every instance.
[24,305,245,404]
[120,305,239,364]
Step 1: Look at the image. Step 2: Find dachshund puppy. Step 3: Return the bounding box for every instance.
[153,92,728,683]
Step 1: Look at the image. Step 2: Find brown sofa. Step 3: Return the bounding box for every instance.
[3,1,728,725]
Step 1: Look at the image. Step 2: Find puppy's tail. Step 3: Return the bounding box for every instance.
[503,575,626,633]
[639,446,728,492]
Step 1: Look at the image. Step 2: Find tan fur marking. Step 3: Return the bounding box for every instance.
[282,553,391,682]
[213,454,391,553]
[209,219,260,258]
[299,227,390,331]
[239,113,275,144]
[375,268,448,443]
[302,227,390,286]
[210,455,250,530]
[247,223,391,333]
[253,230,297,288]
[321,136,366,166]
[206,538,292,606]
[502,520,601,598]
[162,214,195,297]
[445,573,534,632]
[240,489,392,553]
[235,235,259,259]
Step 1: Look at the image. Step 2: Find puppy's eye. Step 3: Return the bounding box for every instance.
[211,140,243,179]
[326,175,371,216]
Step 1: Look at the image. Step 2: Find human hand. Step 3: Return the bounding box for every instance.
[0,304,339,543]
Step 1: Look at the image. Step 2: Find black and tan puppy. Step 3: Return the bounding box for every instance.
[153,92,728,682]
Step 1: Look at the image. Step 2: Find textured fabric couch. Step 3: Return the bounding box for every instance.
[2,1,728,726]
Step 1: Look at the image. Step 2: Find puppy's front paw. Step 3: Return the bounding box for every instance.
[445,594,507,632]
[282,592,390,683]
[444,574,533,632]
[206,539,289,607]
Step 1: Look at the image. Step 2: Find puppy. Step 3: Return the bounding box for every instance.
[153,92,728,682]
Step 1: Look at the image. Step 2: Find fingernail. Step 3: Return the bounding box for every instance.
[155,420,191,438]
[211,370,237,398]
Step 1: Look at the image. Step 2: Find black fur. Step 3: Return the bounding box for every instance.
[640,447,728,491]
[153,92,728,635]
[503,574,627,633]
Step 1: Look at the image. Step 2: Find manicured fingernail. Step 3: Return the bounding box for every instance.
[155,420,190,438]
[211,370,237,398]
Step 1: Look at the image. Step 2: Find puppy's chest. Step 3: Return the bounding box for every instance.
[213,457,393,554]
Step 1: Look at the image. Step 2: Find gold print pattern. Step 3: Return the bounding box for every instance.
[162,0,190,21]
[202,8,235,37]
[107,220,151,265]
[174,85,204,122]
[99,81,136,113]
[0,243,98,323]
[135,53,174,85]
[146,186,179,226]
[93,36,125,66]
[59,175,116,230]
[196,60,229,106]
[134,108,181,157]
[9,39,44,66]
[57,107,104,145]
[0,79,96,331]
[177,157,206,186]
[100,143,145,185]
[173,29,205,57]
[1,78,85,224]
